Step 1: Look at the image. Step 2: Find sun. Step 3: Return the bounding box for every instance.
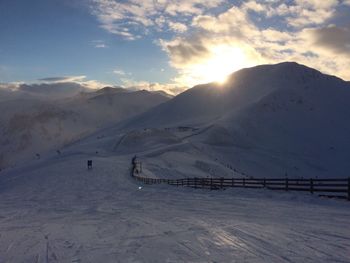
[199,45,248,84]
[176,44,253,87]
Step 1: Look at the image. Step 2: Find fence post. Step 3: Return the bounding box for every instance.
[243,178,245,187]
[232,178,235,187]
[210,178,213,190]
[220,177,224,189]
[194,177,197,189]
[348,177,350,201]
[263,178,266,188]
[310,178,314,194]
[285,178,289,191]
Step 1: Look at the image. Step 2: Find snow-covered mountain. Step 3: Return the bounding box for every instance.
[194,72,350,178]
[124,62,349,128]
[2,62,350,176]
[1,63,350,262]
[0,87,170,169]
[119,62,350,178]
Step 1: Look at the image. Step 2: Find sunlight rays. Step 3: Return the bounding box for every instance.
[173,44,254,87]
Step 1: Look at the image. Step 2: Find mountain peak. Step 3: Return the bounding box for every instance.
[123,61,349,129]
[229,62,324,80]
[95,86,127,94]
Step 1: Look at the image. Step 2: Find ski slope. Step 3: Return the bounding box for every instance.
[0,129,349,262]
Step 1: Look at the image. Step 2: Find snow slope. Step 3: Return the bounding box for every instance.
[123,62,332,128]
[190,63,350,178]
[0,126,349,262]
[0,87,170,169]
[121,62,350,179]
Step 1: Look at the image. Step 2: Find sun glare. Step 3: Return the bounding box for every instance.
[177,45,253,87]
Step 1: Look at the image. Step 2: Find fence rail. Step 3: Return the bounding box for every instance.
[131,157,350,201]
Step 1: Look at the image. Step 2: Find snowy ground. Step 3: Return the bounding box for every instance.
[0,149,349,262]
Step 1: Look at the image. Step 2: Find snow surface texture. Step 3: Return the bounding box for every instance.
[1,62,350,262]
[0,136,349,262]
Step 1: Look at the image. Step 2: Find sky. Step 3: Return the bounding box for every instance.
[1,0,350,94]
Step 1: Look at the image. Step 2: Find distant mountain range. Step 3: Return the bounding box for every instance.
[0,87,170,169]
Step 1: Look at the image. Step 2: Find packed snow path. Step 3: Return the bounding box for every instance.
[0,154,349,262]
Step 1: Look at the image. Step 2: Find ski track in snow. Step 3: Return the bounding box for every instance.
[0,153,349,262]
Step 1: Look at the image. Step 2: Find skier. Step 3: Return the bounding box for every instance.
[87,160,92,170]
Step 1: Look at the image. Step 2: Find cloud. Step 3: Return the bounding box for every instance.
[37,75,109,89]
[95,43,108,48]
[160,35,210,67]
[192,6,256,36]
[113,69,127,76]
[0,78,111,100]
[167,21,187,33]
[38,76,87,82]
[120,78,186,95]
[0,82,89,100]
[243,0,339,28]
[0,74,112,101]
[19,82,88,97]
[303,25,350,55]
[90,0,225,39]
[91,39,108,48]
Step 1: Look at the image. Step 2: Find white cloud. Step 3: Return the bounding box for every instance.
[0,76,111,101]
[91,40,108,48]
[37,75,109,90]
[120,77,186,95]
[38,76,87,83]
[244,0,339,28]
[167,21,187,33]
[113,69,126,76]
[95,43,108,48]
[90,0,225,39]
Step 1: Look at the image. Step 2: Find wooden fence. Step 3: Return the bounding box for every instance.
[131,157,350,201]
